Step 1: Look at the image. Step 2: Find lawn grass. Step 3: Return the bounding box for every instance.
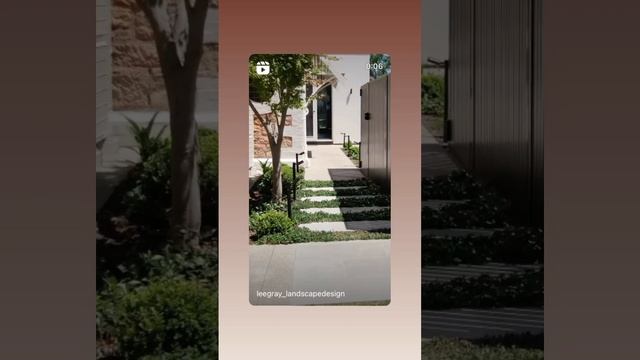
[422,338,543,360]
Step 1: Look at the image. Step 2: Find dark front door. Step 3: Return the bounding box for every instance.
[316,86,332,139]
[306,84,314,136]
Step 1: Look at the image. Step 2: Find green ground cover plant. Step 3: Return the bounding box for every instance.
[297,186,379,197]
[295,195,391,209]
[293,208,390,224]
[302,179,370,188]
[422,269,543,309]
[254,228,391,245]
[422,227,544,266]
[422,338,543,360]
[422,170,485,200]
[422,194,510,229]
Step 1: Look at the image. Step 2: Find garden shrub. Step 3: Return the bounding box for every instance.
[249,210,295,239]
[98,278,217,359]
[253,163,305,201]
[98,128,219,233]
[421,73,445,116]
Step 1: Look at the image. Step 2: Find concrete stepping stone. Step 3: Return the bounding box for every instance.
[422,199,468,210]
[303,186,368,191]
[421,228,500,238]
[422,263,542,284]
[299,206,389,215]
[422,307,544,340]
[299,220,391,232]
[300,195,380,202]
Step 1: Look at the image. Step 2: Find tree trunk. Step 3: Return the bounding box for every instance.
[166,68,201,249]
[145,1,209,250]
[271,143,283,201]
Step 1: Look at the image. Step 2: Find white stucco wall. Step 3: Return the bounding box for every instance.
[326,54,370,143]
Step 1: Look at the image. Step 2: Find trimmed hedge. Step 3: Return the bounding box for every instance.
[422,269,544,309]
[249,210,295,239]
[422,227,544,266]
[254,228,390,245]
[97,279,217,359]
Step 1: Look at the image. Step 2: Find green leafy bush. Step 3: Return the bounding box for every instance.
[126,112,169,162]
[98,279,217,359]
[422,73,445,116]
[249,210,295,239]
[253,163,305,201]
[98,128,219,232]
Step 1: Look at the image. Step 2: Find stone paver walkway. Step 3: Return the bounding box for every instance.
[305,145,365,181]
[250,144,391,305]
[250,239,390,305]
[421,126,543,340]
[422,263,542,284]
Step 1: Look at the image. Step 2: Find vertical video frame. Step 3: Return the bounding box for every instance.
[248,54,392,306]
[421,0,544,358]
[96,1,219,359]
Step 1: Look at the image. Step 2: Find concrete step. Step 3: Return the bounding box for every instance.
[299,206,390,215]
[302,186,368,191]
[300,195,380,202]
[422,263,542,284]
[299,220,391,232]
[422,307,544,340]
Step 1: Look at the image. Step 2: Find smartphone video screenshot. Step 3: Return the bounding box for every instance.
[248,54,391,306]
[421,0,544,357]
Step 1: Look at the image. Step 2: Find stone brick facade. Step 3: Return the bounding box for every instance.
[253,113,293,158]
[111,0,218,110]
